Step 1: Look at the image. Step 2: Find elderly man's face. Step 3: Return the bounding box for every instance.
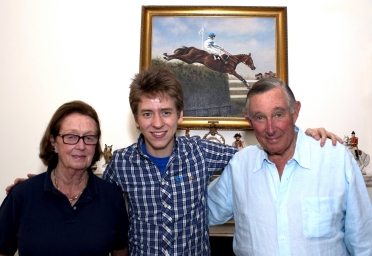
[245,87,301,158]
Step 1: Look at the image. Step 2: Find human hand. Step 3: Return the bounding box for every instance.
[5,174,36,195]
[305,128,343,147]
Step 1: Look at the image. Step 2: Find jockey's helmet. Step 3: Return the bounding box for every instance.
[209,32,216,38]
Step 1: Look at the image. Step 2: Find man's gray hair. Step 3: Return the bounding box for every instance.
[244,77,296,118]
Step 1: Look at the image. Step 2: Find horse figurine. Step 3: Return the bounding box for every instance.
[103,144,113,167]
[344,135,370,173]
[163,46,256,88]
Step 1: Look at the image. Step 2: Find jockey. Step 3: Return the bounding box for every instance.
[204,32,228,64]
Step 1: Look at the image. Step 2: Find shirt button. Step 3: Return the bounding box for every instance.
[280,206,283,210]
[73,206,77,210]
[281,236,285,240]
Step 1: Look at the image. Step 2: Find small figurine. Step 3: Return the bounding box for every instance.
[103,144,113,167]
[232,133,245,149]
[185,128,191,138]
[350,131,359,160]
[202,123,225,144]
[344,131,370,173]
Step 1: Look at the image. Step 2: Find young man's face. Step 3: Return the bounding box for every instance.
[245,87,300,159]
[135,94,183,158]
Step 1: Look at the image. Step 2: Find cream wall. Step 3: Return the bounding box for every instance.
[1,0,372,203]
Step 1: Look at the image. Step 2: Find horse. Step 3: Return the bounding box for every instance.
[344,135,370,173]
[255,73,263,80]
[255,71,276,80]
[264,71,276,78]
[163,46,256,88]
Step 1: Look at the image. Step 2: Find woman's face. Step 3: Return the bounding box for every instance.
[50,113,98,172]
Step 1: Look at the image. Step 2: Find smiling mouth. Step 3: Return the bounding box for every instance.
[266,136,280,142]
[73,155,86,159]
[152,131,166,137]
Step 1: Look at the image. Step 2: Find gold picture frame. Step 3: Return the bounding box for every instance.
[140,6,288,130]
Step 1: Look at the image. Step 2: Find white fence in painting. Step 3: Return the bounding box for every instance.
[228,80,257,99]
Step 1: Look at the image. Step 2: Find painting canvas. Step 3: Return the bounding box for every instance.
[140,6,288,130]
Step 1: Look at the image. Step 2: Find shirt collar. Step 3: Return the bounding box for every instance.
[253,125,311,172]
[292,126,311,169]
[137,133,179,157]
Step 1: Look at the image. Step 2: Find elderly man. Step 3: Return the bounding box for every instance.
[208,77,372,255]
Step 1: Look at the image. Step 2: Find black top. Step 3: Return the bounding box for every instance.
[0,167,128,256]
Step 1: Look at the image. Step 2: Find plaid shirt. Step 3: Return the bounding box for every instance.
[103,135,237,256]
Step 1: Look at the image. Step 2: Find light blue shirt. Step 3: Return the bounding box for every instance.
[208,126,372,256]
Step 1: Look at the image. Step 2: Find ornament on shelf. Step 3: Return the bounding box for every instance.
[232,133,245,149]
[344,131,370,174]
[202,122,225,144]
[185,128,191,138]
[103,144,113,167]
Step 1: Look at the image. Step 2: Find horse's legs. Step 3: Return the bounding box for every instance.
[229,70,250,89]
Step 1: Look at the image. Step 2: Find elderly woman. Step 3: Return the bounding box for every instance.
[0,101,128,256]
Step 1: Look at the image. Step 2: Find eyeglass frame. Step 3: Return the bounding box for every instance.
[57,134,99,145]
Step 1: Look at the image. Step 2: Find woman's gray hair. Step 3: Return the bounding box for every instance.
[244,77,296,118]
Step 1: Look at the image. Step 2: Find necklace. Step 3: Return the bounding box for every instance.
[53,169,87,202]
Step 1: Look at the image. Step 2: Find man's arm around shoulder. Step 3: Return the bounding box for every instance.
[208,164,234,226]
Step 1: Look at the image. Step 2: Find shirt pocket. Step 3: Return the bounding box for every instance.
[302,197,338,239]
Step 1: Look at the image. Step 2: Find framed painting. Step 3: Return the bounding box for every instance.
[140,6,288,130]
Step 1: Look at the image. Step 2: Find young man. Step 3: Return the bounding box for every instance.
[102,66,238,255]
[208,77,372,255]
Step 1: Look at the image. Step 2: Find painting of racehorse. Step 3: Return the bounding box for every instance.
[140,6,288,129]
[163,47,256,88]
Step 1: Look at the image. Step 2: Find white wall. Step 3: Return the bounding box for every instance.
[1,0,372,203]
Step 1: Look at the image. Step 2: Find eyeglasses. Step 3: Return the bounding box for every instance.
[58,134,98,145]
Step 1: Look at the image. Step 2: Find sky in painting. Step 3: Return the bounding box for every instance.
[152,16,276,79]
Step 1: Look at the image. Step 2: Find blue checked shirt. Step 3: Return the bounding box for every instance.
[103,135,237,256]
